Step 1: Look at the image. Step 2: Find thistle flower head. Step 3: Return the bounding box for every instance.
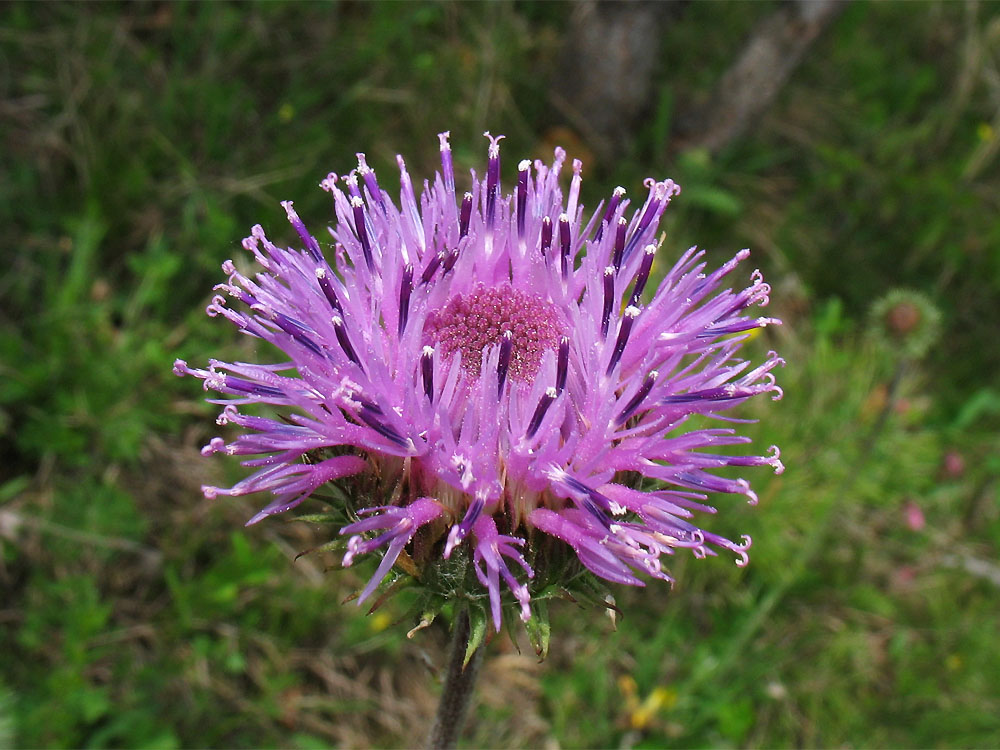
[869,288,941,360]
[175,133,783,642]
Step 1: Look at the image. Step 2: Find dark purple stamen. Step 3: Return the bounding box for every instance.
[526,387,557,438]
[462,495,485,530]
[272,313,323,357]
[446,495,486,557]
[674,471,746,496]
[696,317,778,339]
[563,475,613,528]
[230,288,256,307]
[661,385,751,404]
[351,197,375,272]
[595,186,626,242]
[357,404,408,447]
[357,153,385,210]
[556,336,569,393]
[607,306,639,375]
[398,263,413,338]
[282,202,324,264]
[559,214,571,279]
[460,192,473,239]
[612,216,628,272]
[497,330,513,397]
[623,188,662,261]
[421,346,434,402]
[563,475,608,508]
[583,498,613,529]
[486,137,501,227]
[271,311,309,334]
[616,370,658,425]
[601,266,615,338]
[420,251,444,285]
[516,160,530,239]
[359,396,384,416]
[224,376,284,398]
[316,268,343,314]
[629,244,656,306]
[345,175,363,202]
[332,315,361,366]
[442,245,460,274]
[295,224,324,264]
[540,216,553,257]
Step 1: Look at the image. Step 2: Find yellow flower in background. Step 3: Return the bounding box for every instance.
[618,675,677,731]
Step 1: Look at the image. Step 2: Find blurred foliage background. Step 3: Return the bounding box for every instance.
[2,1,1000,748]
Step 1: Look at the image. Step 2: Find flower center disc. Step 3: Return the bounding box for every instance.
[424,283,564,381]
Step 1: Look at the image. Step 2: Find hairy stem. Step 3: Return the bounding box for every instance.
[426,609,484,750]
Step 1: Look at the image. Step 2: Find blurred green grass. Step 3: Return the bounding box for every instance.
[2,2,999,748]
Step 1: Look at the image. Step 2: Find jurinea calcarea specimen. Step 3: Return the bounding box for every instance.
[175,133,784,634]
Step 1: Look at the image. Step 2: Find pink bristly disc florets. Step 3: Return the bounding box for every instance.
[175,132,784,632]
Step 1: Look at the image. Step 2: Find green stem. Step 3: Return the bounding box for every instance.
[864,357,907,453]
[426,609,484,750]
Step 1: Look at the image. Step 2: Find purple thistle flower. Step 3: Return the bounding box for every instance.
[175,132,783,633]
